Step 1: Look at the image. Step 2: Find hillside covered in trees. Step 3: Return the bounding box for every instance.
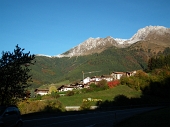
[29,45,170,88]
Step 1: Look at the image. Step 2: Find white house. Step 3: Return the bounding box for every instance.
[125,71,137,77]
[111,72,125,80]
[34,89,49,96]
[90,76,101,82]
[57,83,84,92]
[111,71,137,80]
[83,77,91,84]
[101,75,113,82]
[57,85,75,92]
[62,86,74,91]
[83,75,113,85]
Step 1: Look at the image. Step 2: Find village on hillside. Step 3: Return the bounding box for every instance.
[34,71,136,96]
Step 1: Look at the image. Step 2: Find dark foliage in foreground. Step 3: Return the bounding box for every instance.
[0,45,35,105]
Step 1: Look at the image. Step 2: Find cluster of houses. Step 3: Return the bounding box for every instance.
[34,71,136,96]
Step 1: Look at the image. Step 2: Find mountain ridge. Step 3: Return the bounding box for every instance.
[37,25,170,58]
[30,25,170,86]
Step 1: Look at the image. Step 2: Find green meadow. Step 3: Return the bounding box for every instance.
[58,85,141,106]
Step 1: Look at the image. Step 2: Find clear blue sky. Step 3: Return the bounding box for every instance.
[0,0,170,56]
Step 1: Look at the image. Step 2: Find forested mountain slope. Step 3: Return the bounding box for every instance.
[30,47,170,88]
[29,26,170,88]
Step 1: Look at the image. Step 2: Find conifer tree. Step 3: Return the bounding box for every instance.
[0,45,35,105]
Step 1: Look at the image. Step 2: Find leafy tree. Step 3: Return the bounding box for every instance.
[51,91,60,99]
[120,76,129,85]
[120,70,150,91]
[97,79,108,90]
[0,45,35,105]
[49,85,57,94]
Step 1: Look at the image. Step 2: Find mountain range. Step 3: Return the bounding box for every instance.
[37,25,170,57]
[31,26,170,88]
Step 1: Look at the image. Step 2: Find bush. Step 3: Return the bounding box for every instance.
[108,80,120,88]
[17,100,46,114]
[66,91,74,96]
[36,94,42,100]
[120,76,129,85]
[51,91,60,98]
[97,79,108,90]
[120,71,150,91]
[80,101,91,111]
[44,100,65,112]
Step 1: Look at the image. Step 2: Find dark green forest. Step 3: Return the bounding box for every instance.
[148,47,170,70]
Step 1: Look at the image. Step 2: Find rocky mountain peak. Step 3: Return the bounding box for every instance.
[38,26,170,58]
[60,36,119,57]
[130,26,170,41]
[57,26,170,58]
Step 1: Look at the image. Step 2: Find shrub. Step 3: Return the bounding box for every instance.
[17,100,46,114]
[96,79,109,90]
[66,91,74,96]
[108,80,120,88]
[80,101,91,111]
[120,76,129,85]
[120,72,150,91]
[36,94,42,100]
[51,91,60,98]
[44,100,65,112]
[18,99,65,114]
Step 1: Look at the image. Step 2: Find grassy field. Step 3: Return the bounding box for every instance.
[58,85,141,106]
[116,107,170,127]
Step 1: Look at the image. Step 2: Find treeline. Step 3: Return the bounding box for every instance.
[149,47,170,70]
[120,53,170,101]
[148,54,170,70]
